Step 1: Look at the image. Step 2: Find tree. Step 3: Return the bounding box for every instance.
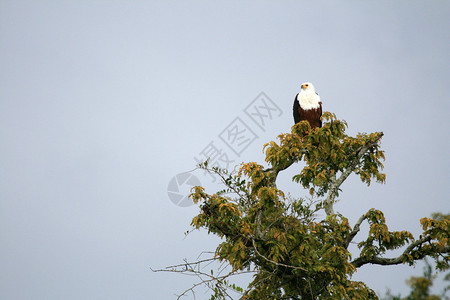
[155,112,449,299]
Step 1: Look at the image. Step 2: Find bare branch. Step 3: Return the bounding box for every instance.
[151,257,217,272]
[323,173,337,216]
[344,214,368,248]
[255,210,264,239]
[152,256,255,299]
[351,235,450,268]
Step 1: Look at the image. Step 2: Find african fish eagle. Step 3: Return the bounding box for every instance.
[293,82,322,129]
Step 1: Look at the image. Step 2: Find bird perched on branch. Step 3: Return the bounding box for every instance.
[293,82,322,129]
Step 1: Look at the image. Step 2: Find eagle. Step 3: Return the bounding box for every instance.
[293,82,322,129]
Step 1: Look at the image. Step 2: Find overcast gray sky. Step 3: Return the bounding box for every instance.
[1,1,449,299]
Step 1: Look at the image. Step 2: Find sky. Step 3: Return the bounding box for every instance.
[1,1,449,299]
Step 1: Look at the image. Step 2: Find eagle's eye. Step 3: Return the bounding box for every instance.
[305,84,309,87]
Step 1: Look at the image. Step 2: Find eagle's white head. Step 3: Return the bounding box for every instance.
[297,82,321,110]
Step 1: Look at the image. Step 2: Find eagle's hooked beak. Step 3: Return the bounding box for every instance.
[301,83,309,89]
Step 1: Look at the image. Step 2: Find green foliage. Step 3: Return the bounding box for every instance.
[187,113,449,299]
[358,209,414,260]
[265,112,385,197]
[418,214,450,271]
